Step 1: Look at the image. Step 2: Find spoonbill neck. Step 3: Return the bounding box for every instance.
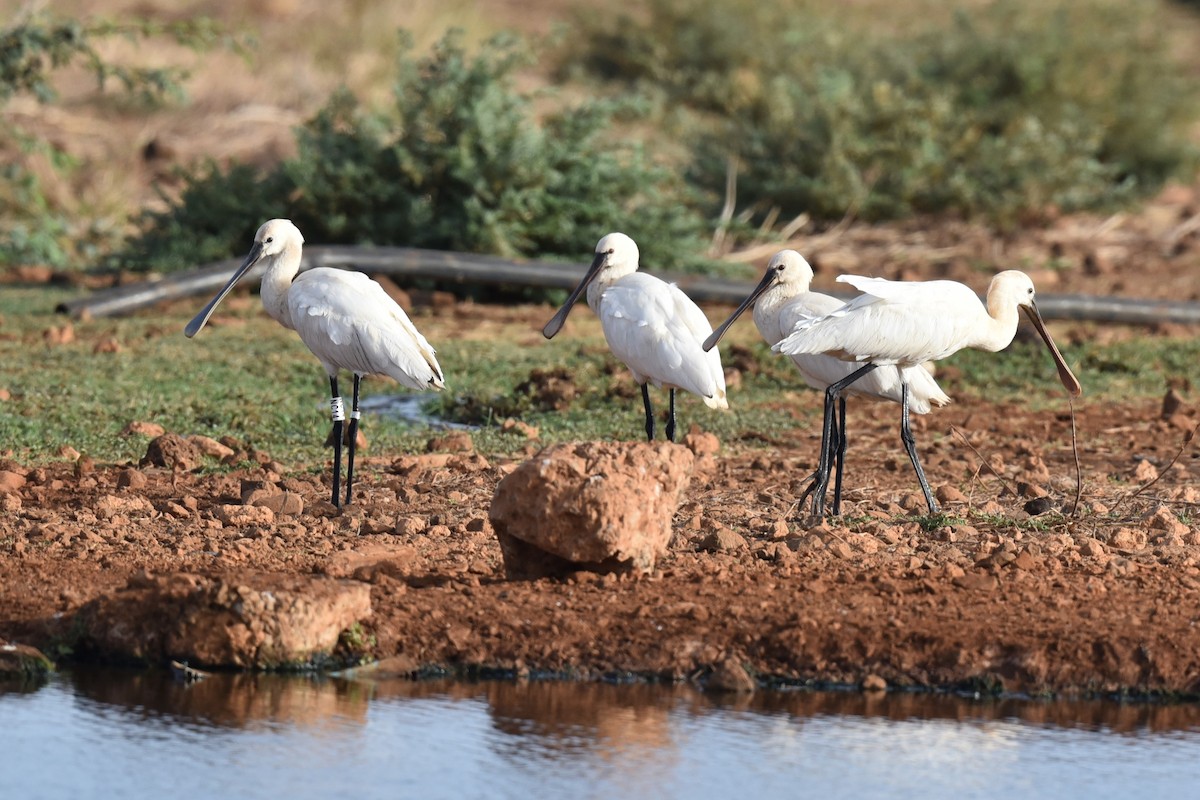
[258,246,303,330]
[976,292,1023,353]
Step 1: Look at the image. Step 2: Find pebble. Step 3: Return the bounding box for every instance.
[861,674,887,692]
[0,470,26,494]
[699,527,749,554]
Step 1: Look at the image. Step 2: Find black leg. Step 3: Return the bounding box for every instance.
[666,389,677,442]
[811,364,877,517]
[329,376,344,507]
[831,395,848,516]
[344,374,361,507]
[641,383,655,441]
[900,381,939,514]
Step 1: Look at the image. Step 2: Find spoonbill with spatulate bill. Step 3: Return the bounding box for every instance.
[543,232,727,441]
[185,219,444,507]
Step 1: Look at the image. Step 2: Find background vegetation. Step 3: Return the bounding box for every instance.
[1,0,1198,272]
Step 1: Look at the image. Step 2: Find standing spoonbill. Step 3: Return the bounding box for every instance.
[774,269,1082,515]
[542,232,727,441]
[702,250,950,516]
[184,219,444,508]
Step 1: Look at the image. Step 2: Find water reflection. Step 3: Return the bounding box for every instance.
[70,669,373,730]
[5,670,1200,800]
[52,669,1200,739]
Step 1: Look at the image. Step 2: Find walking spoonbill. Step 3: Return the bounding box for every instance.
[702,250,950,516]
[542,232,727,441]
[773,269,1082,515]
[184,219,444,507]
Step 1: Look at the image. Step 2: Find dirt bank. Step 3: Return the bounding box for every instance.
[2,381,1198,697]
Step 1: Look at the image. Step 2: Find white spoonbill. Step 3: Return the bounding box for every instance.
[542,232,728,441]
[702,250,950,516]
[774,269,1082,515]
[184,219,444,507]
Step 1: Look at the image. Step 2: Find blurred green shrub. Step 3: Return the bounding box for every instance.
[120,31,714,274]
[566,0,1200,228]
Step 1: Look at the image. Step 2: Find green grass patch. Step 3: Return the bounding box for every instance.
[0,291,1192,466]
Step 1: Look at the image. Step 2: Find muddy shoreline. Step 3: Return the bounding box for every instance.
[3,394,1198,699]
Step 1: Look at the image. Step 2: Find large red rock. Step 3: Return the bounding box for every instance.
[489,441,695,579]
[76,572,371,669]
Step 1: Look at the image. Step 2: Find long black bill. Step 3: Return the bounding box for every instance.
[542,252,605,339]
[1023,303,1082,397]
[701,269,778,352]
[184,241,265,338]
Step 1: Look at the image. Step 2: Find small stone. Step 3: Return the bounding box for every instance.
[1145,507,1188,537]
[190,435,236,460]
[116,469,148,490]
[0,388,10,401]
[249,492,303,517]
[141,434,202,471]
[952,573,998,591]
[464,516,489,533]
[0,642,54,680]
[705,658,755,693]
[121,421,166,438]
[0,470,26,494]
[1024,496,1054,516]
[57,445,81,461]
[861,674,887,692]
[698,527,748,554]
[214,504,276,527]
[683,430,720,458]
[1132,460,1159,483]
[1079,539,1107,558]
[936,485,967,503]
[1109,527,1147,552]
[394,515,427,536]
[95,494,154,520]
[829,541,854,560]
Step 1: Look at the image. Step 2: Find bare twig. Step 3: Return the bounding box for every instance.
[1068,397,1082,517]
[949,425,1017,497]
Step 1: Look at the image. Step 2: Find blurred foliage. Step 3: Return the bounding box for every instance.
[118,31,715,275]
[564,0,1200,230]
[0,11,233,268]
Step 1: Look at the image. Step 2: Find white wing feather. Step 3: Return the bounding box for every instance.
[776,275,985,366]
[774,291,951,413]
[598,273,727,408]
[288,269,443,390]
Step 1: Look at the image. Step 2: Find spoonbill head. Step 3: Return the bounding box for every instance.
[704,249,951,516]
[542,232,727,442]
[185,218,445,507]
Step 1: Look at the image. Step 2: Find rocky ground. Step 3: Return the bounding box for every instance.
[1,318,1198,696]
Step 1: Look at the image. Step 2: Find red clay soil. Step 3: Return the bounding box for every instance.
[5,179,1200,695]
[2,367,1198,697]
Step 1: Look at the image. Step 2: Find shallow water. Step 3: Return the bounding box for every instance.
[4,671,1200,800]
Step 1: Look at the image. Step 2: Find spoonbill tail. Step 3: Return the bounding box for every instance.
[184,219,444,507]
[702,250,950,516]
[542,232,727,441]
[774,269,1082,515]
